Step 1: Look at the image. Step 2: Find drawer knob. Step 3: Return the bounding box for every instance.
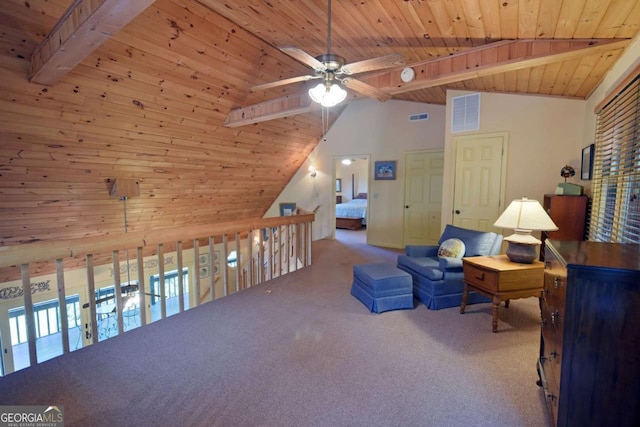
[551,310,559,325]
[546,393,557,403]
[548,351,558,360]
[540,319,547,328]
[474,272,484,280]
[554,277,560,289]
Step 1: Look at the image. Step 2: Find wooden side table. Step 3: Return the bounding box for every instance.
[461,255,544,332]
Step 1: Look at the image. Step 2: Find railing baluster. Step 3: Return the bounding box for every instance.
[177,241,184,313]
[278,226,283,278]
[158,244,166,320]
[286,225,291,273]
[247,230,253,288]
[208,236,215,301]
[21,263,37,367]
[234,232,240,293]
[112,250,124,335]
[86,254,98,344]
[307,222,312,266]
[269,227,274,280]
[55,259,70,354]
[193,239,200,308]
[258,229,264,284]
[222,234,229,296]
[137,247,147,327]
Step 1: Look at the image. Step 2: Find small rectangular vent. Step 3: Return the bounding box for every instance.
[451,93,480,133]
[409,113,429,121]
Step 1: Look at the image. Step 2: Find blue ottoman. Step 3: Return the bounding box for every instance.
[351,263,414,313]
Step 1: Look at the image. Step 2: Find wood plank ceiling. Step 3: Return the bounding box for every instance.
[0,0,639,249]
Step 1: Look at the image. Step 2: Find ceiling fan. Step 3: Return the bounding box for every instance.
[251,0,405,107]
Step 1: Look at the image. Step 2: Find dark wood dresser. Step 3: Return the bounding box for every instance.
[540,195,588,260]
[538,240,640,427]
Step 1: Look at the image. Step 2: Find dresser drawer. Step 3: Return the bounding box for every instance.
[541,304,563,381]
[539,356,560,426]
[543,270,566,307]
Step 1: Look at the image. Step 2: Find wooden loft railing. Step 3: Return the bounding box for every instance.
[0,213,313,375]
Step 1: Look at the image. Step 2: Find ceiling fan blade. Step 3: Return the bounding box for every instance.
[340,53,405,75]
[342,78,392,102]
[280,46,327,72]
[251,74,321,92]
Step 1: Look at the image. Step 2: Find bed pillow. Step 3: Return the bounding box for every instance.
[437,238,466,259]
[354,193,367,199]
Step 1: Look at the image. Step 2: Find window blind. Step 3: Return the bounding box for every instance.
[589,73,640,243]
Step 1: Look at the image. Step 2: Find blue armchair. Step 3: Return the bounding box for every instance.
[397,224,503,310]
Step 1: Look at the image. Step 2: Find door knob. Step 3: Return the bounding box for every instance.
[405,205,409,209]
[455,210,461,214]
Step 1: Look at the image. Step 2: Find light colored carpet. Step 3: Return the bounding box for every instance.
[0,231,549,426]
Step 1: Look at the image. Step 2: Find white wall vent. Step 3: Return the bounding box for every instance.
[451,93,480,133]
[409,112,429,121]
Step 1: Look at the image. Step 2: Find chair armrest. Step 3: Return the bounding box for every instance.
[439,257,464,271]
[405,245,439,257]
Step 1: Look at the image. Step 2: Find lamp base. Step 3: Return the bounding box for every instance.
[505,241,538,264]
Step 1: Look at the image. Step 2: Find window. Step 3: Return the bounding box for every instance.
[227,250,238,268]
[149,269,189,305]
[149,269,190,321]
[589,70,640,243]
[9,295,82,372]
[9,295,81,346]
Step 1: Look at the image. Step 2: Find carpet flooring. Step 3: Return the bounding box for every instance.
[0,229,549,426]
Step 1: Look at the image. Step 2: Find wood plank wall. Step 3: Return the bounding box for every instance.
[0,0,336,249]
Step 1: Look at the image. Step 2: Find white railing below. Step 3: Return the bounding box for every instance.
[0,213,314,375]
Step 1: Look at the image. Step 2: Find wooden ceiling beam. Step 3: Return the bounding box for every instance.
[224,94,321,128]
[384,39,630,95]
[226,39,629,126]
[29,0,156,85]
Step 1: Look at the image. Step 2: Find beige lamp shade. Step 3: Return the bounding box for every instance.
[494,197,558,245]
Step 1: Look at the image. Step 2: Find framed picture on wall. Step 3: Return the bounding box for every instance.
[374,160,396,180]
[581,144,595,180]
[198,253,209,266]
[199,266,209,278]
[279,202,296,216]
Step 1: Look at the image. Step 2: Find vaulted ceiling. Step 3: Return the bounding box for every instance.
[1,0,639,248]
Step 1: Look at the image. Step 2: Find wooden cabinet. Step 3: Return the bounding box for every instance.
[541,195,587,260]
[336,195,342,204]
[538,240,640,427]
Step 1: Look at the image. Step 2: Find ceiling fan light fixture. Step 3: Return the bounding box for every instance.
[309,82,347,107]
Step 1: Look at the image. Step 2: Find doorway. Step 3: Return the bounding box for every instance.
[334,156,370,241]
[452,132,508,231]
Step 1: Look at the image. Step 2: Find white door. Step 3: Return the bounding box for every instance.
[403,150,444,245]
[453,133,507,231]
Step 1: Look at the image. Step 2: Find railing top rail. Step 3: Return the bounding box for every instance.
[0,214,314,269]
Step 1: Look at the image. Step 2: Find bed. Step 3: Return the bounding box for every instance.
[336,193,367,230]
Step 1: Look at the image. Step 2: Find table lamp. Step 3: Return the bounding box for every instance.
[493,197,558,263]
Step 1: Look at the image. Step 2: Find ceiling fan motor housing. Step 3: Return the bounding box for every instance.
[316,53,346,71]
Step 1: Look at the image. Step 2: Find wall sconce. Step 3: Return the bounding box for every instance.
[308,165,317,178]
